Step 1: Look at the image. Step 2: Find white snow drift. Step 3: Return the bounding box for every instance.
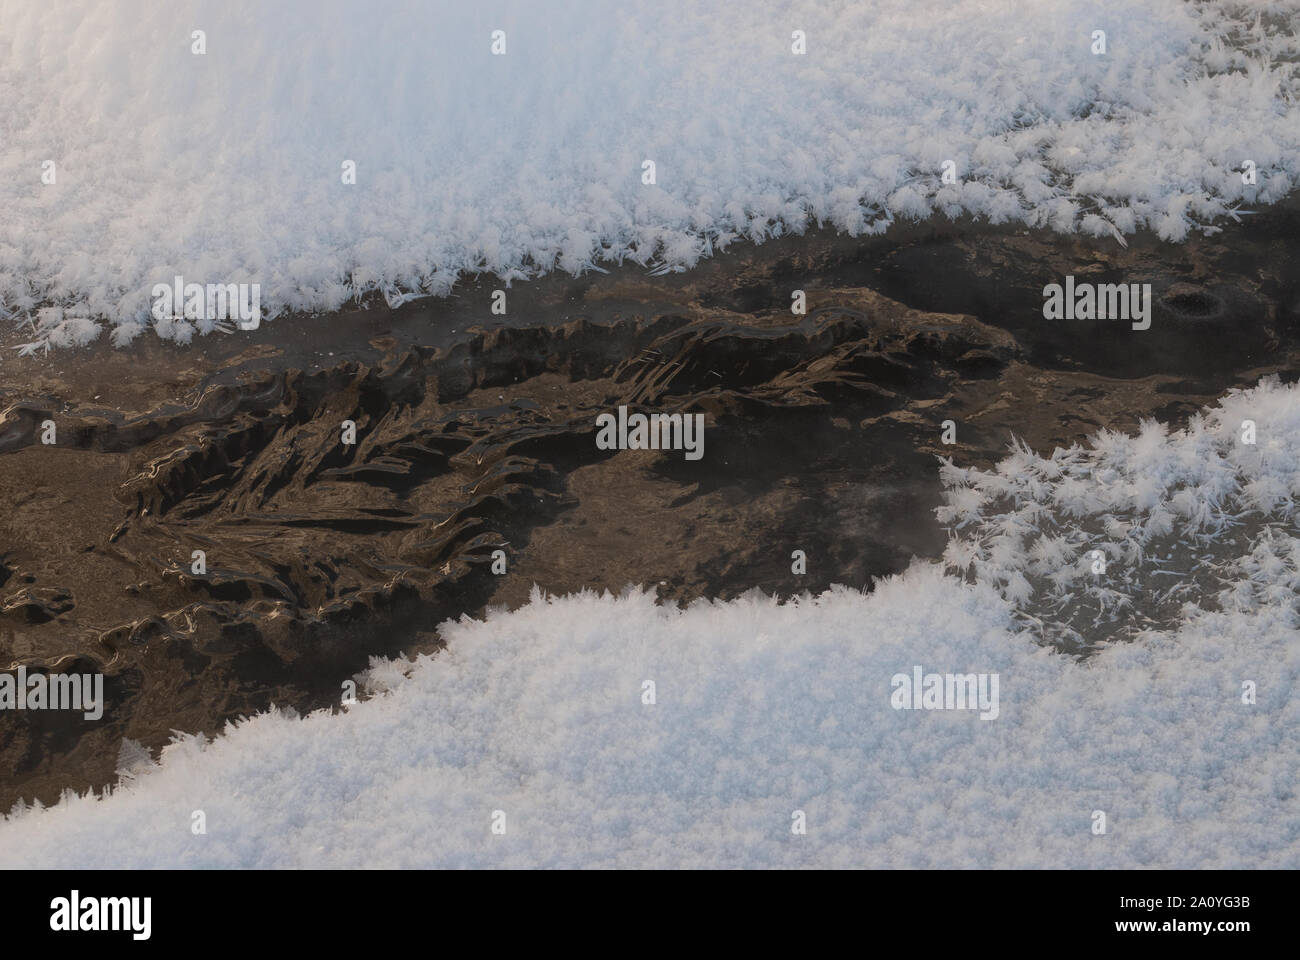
[2,0,1298,349]
[2,378,1297,869]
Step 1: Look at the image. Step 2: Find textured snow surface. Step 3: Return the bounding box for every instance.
[2,379,1297,868]
[2,0,1299,348]
[939,376,1300,650]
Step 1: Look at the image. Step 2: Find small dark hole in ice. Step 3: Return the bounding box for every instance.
[1163,291,1221,318]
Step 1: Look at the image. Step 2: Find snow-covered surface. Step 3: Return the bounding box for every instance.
[939,376,1300,651]
[2,378,1297,868]
[2,0,1298,349]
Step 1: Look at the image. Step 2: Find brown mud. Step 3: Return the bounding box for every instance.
[2,200,1298,810]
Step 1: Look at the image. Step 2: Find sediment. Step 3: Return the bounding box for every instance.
[2,200,1297,809]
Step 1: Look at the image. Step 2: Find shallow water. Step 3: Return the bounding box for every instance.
[1,204,1298,810]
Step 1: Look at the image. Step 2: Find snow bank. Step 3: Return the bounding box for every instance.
[2,378,1297,868]
[2,0,1298,348]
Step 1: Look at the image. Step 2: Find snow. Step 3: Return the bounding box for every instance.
[2,0,1298,349]
[938,375,1300,651]
[2,378,1297,868]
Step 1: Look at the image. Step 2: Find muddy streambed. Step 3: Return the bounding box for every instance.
[1,202,1297,810]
